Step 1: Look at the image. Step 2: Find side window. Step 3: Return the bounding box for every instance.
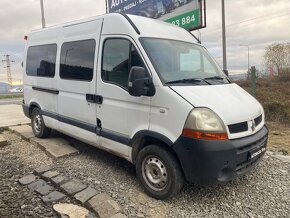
[60,39,96,81]
[26,44,57,77]
[102,39,145,89]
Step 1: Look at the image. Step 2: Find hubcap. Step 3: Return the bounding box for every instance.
[33,114,42,133]
[142,156,168,191]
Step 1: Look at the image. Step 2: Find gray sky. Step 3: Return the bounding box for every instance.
[0,0,289,83]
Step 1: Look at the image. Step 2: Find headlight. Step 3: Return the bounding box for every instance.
[182,108,228,140]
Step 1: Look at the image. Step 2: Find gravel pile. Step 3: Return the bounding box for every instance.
[1,131,289,218]
[0,132,57,218]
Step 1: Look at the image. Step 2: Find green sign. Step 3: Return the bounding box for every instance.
[166,9,200,30]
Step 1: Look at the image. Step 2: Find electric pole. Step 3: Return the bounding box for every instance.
[2,55,14,92]
[222,0,228,75]
[40,0,46,28]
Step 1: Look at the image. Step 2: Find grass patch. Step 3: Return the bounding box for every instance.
[0,127,9,134]
[0,94,23,100]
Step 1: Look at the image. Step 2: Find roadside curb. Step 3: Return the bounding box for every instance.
[18,165,127,218]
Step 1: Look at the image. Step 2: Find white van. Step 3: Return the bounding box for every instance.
[22,13,268,199]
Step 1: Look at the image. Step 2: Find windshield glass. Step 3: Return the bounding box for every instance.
[141,38,229,85]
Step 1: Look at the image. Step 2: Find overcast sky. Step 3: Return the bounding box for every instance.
[0,0,289,83]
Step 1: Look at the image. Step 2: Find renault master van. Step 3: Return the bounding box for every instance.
[22,13,268,199]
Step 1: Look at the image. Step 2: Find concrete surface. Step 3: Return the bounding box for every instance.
[0,104,30,128]
[0,98,23,105]
[9,125,34,141]
[30,137,79,159]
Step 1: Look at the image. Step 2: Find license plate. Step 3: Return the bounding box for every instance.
[250,146,266,159]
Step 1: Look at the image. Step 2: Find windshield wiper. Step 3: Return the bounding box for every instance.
[165,78,210,85]
[204,76,230,83]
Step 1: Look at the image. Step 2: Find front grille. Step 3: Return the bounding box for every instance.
[255,115,262,126]
[228,122,248,134]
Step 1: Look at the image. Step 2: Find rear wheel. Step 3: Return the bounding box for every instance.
[31,108,51,138]
[136,145,184,200]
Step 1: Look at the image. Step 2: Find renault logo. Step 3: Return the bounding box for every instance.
[250,120,256,132]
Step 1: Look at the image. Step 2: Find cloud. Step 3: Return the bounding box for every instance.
[0,0,289,82]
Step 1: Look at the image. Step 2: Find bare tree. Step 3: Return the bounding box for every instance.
[264,43,290,76]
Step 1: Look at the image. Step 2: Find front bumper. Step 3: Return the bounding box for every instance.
[22,104,30,118]
[172,125,268,185]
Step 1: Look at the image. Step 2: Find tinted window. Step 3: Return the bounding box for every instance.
[26,44,57,77]
[60,39,96,81]
[102,39,145,89]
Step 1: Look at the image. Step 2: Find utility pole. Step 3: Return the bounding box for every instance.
[2,55,14,92]
[40,0,46,28]
[221,0,228,75]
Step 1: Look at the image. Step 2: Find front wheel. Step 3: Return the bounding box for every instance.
[31,108,51,138]
[136,145,184,200]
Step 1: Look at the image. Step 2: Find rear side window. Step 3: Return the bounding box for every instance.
[26,44,57,77]
[102,39,145,89]
[60,39,96,81]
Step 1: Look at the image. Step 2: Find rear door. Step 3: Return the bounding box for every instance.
[96,36,151,159]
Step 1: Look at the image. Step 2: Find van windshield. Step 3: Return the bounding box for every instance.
[141,38,229,85]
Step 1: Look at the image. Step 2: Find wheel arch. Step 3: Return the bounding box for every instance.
[28,102,41,117]
[130,130,181,166]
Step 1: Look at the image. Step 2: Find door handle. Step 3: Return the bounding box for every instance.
[86,94,103,104]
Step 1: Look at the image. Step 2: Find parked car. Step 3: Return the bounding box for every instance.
[22,13,268,200]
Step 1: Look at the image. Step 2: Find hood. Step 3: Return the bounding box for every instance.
[171,83,262,125]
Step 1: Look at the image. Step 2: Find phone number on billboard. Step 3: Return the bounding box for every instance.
[170,15,195,27]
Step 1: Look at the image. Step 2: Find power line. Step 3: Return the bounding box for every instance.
[207,9,290,35]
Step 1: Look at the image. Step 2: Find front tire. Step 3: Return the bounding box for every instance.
[136,145,184,200]
[31,108,51,138]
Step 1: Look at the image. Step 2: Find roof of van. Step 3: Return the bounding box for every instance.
[28,13,197,44]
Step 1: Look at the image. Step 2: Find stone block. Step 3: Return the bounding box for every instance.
[42,171,60,180]
[51,175,70,186]
[0,136,7,147]
[19,174,36,185]
[87,193,121,218]
[30,137,79,159]
[74,187,98,204]
[35,185,55,196]
[9,125,34,141]
[61,179,87,195]
[28,179,47,192]
[42,191,66,203]
[34,165,54,175]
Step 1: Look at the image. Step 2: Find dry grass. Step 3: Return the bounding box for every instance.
[237,76,290,125]
[0,94,23,100]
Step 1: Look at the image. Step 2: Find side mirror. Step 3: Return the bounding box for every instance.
[128,67,155,97]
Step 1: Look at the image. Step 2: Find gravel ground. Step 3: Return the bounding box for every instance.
[1,130,290,218]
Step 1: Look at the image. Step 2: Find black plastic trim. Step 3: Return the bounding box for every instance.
[32,86,59,95]
[172,126,268,185]
[101,128,130,145]
[115,12,140,35]
[130,130,173,147]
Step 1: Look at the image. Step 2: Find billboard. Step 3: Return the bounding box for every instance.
[106,0,206,31]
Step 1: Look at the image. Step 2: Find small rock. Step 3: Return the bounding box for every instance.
[19,174,36,185]
[236,202,241,206]
[42,191,66,203]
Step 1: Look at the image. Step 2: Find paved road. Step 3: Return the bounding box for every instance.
[0,104,30,128]
[0,98,23,105]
